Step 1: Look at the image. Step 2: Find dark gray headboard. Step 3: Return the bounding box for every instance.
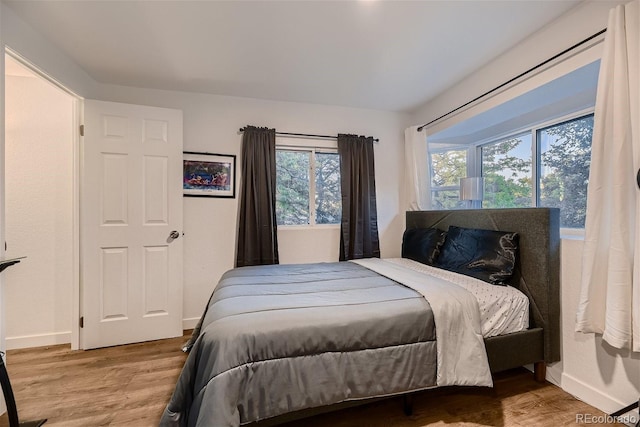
[406,208,560,363]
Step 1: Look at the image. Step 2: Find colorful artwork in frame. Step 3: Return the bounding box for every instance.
[183,151,236,198]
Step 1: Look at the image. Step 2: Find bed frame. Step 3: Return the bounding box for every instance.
[406,208,561,380]
[252,207,560,426]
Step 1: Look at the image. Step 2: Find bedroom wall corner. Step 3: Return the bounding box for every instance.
[0,3,96,99]
[550,239,640,416]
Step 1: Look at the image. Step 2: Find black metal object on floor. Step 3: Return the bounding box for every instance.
[1,352,47,426]
[610,400,639,427]
[0,257,47,427]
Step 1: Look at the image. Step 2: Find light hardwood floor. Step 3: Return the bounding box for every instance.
[0,332,622,427]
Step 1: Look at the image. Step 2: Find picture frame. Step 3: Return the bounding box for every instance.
[183,151,236,198]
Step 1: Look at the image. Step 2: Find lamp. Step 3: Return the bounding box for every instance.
[460,177,484,208]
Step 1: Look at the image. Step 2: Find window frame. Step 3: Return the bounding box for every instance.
[478,107,595,231]
[429,147,474,209]
[431,107,594,231]
[275,144,341,229]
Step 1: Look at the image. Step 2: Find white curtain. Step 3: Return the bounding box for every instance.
[576,0,639,352]
[404,125,431,210]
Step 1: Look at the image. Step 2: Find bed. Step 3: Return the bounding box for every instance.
[160,208,560,427]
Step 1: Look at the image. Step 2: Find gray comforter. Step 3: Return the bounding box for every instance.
[160,261,438,426]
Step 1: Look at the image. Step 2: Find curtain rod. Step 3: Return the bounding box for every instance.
[238,128,379,143]
[416,28,607,132]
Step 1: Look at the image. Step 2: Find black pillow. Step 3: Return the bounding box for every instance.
[435,226,519,285]
[402,228,447,266]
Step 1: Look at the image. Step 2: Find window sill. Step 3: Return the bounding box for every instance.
[277,225,340,231]
[560,228,585,240]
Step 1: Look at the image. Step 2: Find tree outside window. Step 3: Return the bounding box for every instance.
[431,113,594,229]
[538,115,594,228]
[481,133,532,209]
[430,149,467,210]
[275,149,341,226]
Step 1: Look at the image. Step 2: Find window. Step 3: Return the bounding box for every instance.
[481,133,532,208]
[430,149,467,209]
[275,148,341,226]
[538,115,594,228]
[431,112,594,229]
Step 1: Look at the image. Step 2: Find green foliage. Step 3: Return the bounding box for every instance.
[432,114,593,228]
[539,116,593,228]
[431,150,467,209]
[431,150,466,187]
[275,150,341,226]
[314,153,341,224]
[276,151,310,225]
[482,137,532,209]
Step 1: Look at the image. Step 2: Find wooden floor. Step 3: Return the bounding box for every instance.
[0,332,621,427]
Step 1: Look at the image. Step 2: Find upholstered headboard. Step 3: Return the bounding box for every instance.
[406,208,560,363]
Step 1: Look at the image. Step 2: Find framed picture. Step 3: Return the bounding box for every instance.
[183,151,236,198]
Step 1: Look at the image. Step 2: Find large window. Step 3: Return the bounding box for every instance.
[481,133,532,208]
[538,115,594,228]
[431,112,594,228]
[275,148,341,226]
[430,149,467,209]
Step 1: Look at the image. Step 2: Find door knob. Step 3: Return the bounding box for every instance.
[169,230,180,239]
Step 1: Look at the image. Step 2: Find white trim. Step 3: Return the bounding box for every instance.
[561,228,585,240]
[71,97,83,351]
[275,147,341,227]
[474,108,595,152]
[4,47,80,99]
[275,137,337,151]
[276,143,337,152]
[182,317,200,330]
[561,371,639,419]
[5,331,71,350]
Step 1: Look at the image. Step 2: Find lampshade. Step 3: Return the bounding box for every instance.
[460,177,484,201]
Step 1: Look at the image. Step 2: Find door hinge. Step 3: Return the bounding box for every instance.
[79,316,84,328]
[79,124,85,137]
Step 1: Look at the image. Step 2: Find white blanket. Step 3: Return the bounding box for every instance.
[387,258,529,338]
[353,258,493,387]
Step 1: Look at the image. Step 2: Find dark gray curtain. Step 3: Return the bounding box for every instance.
[338,134,380,260]
[236,126,279,267]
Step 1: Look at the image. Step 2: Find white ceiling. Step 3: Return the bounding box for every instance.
[3,0,583,112]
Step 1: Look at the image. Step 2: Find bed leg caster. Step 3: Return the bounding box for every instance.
[534,361,546,382]
[403,394,413,416]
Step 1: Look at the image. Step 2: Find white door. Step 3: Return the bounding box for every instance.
[81,100,183,349]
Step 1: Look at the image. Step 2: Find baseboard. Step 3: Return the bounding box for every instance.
[561,371,639,423]
[182,317,200,330]
[6,331,71,350]
[6,319,199,350]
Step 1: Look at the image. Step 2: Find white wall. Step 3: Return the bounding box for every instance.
[4,72,74,349]
[556,240,640,415]
[410,0,640,418]
[0,0,7,416]
[91,84,410,325]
